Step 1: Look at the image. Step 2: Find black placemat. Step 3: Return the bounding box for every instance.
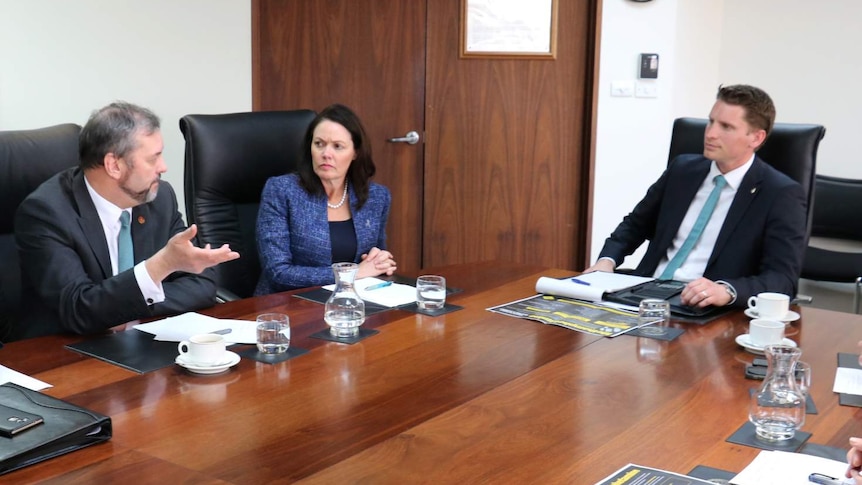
[294,282,464,315]
[238,346,309,364]
[837,352,862,407]
[399,302,464,316]
[309,327,379,344]
[686,465,736,483]
[799,442,848,462]
[293,288,392,315]
[65,330,179,374]
[726,421,811,452]
[625,326,685,341]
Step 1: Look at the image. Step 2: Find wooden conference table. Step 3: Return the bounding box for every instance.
[3,261,862,483]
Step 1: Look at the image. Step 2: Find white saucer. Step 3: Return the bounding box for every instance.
[735,334,797,355]
[744,308,800,323]
[175,351,240,375]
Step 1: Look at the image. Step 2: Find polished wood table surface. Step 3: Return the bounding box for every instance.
[3,261,862,483]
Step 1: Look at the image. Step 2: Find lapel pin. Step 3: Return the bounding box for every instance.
[750,187,757,194]
[138,216,146,224]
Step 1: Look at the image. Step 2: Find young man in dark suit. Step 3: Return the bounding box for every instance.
[585,85,806,309]
[12,102,239,340]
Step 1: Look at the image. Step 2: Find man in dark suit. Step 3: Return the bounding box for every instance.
[585,85,806,309]
[12,102,239,340]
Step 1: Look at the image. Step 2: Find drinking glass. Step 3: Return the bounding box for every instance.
[416,275,446,310]
[256,313,290,354]
[638,298,670,336]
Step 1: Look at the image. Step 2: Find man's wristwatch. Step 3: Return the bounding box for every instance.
[716,281,737,305]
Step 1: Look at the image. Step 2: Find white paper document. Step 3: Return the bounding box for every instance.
[133,312,258,344]
[535,272,654,302]
[730,450,852,484]
[833,366,862,395]
[324,277,417,307]
[0,364,52,391]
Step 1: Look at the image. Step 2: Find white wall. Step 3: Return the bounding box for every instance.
[591,0,724,267]
[590,0,858,268]
[719,0,861,179]
[0,0,251,218]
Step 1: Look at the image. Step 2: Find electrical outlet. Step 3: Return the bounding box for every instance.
[635,82,657,98]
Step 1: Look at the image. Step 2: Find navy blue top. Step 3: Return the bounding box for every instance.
[329,219,357,263]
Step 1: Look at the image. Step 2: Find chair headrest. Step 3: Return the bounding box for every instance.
[0,123,81,233]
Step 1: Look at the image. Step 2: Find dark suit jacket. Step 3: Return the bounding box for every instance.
[12,168,217,340]
[598,154,807,306]
[255,173,391,294]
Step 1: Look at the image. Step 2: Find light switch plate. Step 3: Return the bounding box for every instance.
[610,80,634,97]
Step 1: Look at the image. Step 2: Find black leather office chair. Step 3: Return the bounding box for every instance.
[799,175,862,313]
[0,124,81,341]
[668,117,826,244]
[180,109,317,300]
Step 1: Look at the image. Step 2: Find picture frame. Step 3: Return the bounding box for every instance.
[460,0,558,59]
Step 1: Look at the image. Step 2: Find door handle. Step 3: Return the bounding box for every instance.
[388,131,420,145]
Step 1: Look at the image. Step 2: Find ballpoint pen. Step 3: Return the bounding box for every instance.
[212,328,232,335]
[808,472,849,485]
[570,278,591,286]
[364,281,393,291]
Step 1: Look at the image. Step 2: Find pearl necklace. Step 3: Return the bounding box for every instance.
[327,182,348,209]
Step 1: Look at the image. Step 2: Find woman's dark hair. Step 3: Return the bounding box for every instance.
[297,103,376,208]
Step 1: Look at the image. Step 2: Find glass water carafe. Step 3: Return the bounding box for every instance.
[748,344,806,441]
[324,262,366,338]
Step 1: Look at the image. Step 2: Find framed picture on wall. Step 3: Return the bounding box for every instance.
[460,0,558,59]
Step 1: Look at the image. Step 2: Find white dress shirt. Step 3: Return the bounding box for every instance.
[84,177,165,305]
[653,155,754,281]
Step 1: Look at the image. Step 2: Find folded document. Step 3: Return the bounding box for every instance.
[535,272,654,302]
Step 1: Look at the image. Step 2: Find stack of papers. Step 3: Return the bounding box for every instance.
[731,450,852,484]
[834,366,862,395]
[0,365,51,391]
[536,272,654,302]
[133,312,258,344]
[324,277,417,307]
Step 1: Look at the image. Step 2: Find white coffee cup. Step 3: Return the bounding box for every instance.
[178,333,227,365]
[748,319,785,347]
[747,292,790,320]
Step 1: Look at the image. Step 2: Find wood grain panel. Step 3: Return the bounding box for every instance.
[424,0,595,269]
[253,0,426,274]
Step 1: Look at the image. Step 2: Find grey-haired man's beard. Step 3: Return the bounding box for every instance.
[121,177,160,205]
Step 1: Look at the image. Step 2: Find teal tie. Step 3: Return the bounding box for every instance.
[659,175,727,280]
[118,211,134,273]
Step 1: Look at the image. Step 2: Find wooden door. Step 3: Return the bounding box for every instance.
[424,0,595,269]
[253,0,426,273]
[253,0,597,272]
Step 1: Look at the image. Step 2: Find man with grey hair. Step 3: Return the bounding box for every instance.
[12,101,239,340]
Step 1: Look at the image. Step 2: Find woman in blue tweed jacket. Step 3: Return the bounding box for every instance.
[255,104,397,295]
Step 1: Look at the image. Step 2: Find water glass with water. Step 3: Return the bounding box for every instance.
[416,275,446,310]
[256,313,290,354]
